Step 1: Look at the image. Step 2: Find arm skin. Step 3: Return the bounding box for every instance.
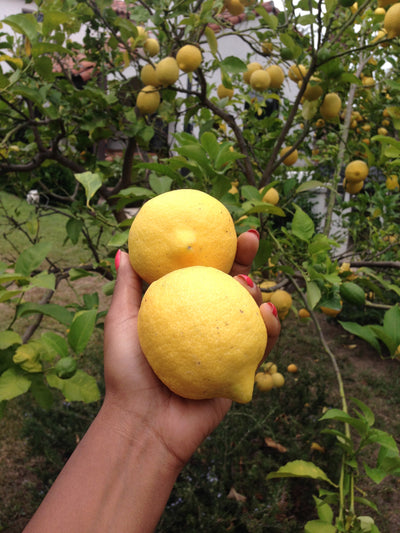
[23,231,281,533]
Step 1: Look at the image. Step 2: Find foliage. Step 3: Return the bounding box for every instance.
[1,0,400,529]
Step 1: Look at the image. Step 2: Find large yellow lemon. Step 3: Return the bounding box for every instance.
[250,69,271,91]
[280,146,298,166]
[343,178,364,194]
[143,38,160,57]
[138,266,267,403]
[320,93,342,120]
[384,3,400,38]
[140,64,159,86]
[243,62,262,84]
[176,44,202,73]
[270,289,292,319]
[136,86,160,115]
[288,64,307,82]
[260,187,279,205]
[266,65,285,89]
[344,160,369,182]
[155,57,180,87]
[128,189,237,283]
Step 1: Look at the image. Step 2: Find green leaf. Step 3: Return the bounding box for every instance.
[31,42,70,58]
[15,241,52,276]
[66,218,83,245]
[3,14,39,43]
[75,172,102,208]
[46,369,100,403]
[254,5,278,28]
[241,185,261,201]
[204,26,218,55]
[40,331,69,359]
[68,309,97,355]
[383,305,400,347]
[69,268,93,281]
[291,205,315,242]
[306,281,321,309]
[220,56,247,74]
[16,302,74,326]
[314,496,334,524]
[339,321,381,354]
[30,272,56,290]
[320,409,368,435]
[296,180,327,193]
[368,325,397,355]
[0,368,31,401]
[107,230,129,248]
[0,331,22,350]
[149,176,172,195]
[267,460,337,487]
[350,398,375,427]
[304,520,337,533]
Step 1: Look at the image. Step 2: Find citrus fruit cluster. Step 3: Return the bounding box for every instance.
[255,362,285,392]
[137,44,202,115]
[128,189,268,403]
[343,160,369,194]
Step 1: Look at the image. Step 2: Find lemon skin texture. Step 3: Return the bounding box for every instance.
[138,266,268,403]
[128,189,237,283]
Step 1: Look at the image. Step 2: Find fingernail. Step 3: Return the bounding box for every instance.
[266,301,278,318]
[237,274,254,288]
[247,229,260,240]
[115,249,121,271]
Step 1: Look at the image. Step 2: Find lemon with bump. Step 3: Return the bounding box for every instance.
[138,266,267,403]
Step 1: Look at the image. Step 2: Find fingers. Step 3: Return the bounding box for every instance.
[234,274,262,306]
[230,230,260,276]
[108,251,143,321]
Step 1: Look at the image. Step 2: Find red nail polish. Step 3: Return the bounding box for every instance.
[266,301,278,318]
[115,249,121,271]
[247,229,260,240]
[237,274,254,288]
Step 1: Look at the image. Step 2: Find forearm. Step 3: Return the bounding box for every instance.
[23,400,182,533]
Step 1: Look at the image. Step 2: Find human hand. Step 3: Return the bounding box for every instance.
[103,230,281,467]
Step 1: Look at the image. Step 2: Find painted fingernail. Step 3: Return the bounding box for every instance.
[247,229,260,240]
[237,274,254,288]
[266,301,278,318]
[115,249,121,271]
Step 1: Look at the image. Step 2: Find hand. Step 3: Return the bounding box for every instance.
[103,231,281,467]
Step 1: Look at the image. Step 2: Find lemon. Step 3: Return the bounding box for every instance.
[250,69,271,91]
[344,178,364,194]
[288,64,307,82]
[128,189,237,283]
[255,372,274,391]
[140,64,159,86]
[217,84,234,99]
[299,77,323,101]
[266,65,285,89]
[143,38,160,57]
[176,44,202,73]
[378,127,388,135]
[271,372,285,388]
[270,289,292,319]
[259,280,276,303]
[136,85,160,115]
[384,3,400,38]
[261,187,279,205]
[243,62,262,84]
[320,306,341,317]
[362,76,375,88]
[261,41,273,55]
[344,160,369,182]
[280,146,298,166]
[224,0,245,15]
[298,308,310,318]
[138,266,267,403]
[386,174,399,190]
[264,361,278,374]
[155,57,180,87]
[287,363,298,373]
[319,93,342,120]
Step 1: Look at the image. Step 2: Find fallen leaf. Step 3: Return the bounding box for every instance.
[310,441,325,453]
[227,487,247,502]
[264,436,287,453]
